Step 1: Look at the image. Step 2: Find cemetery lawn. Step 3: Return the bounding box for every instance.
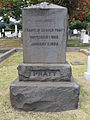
[0,52,90,120]
[67,39,90,49]
[0,38,89,50]
[0,39,22,48]
[0,53,3,56]
[67,39,80,44]
[67,39,90,45]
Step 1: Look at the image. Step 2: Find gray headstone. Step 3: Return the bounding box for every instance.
[22,3,67,63]
[10,2,80,112]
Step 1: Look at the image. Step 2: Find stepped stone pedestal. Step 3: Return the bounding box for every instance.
[10,77,79,112]
[10,2,80,112]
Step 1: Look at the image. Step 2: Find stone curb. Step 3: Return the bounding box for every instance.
[15,48,23,52]
[80,49,90,56]
[67,47,80,52]
[0,48,23,63]
[0,48,11,53]
[0,48,16,62]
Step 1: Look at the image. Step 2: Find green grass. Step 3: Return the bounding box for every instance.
[67,39,80,44]
[0,39,22,48]
[0,53,3,56]
[0,38,90,50]
[67,39,90,49]
[80,45,90,49]
[0,52,90,120]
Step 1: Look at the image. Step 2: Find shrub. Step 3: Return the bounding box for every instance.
[8,24,15,30]
[69,20,87,30]
[17,23,22,30]
[0,24,6,29]
[88,22,90,28]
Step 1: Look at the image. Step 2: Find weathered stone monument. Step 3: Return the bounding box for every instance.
[10,2,80,112]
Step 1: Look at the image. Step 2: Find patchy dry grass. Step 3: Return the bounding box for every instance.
[0,52,90,120]
[0,39,22,48]
[0,53,3,56]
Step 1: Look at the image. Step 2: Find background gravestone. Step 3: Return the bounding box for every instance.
[10,2,80,112]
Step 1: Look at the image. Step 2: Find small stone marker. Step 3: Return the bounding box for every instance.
[18,30,22,38]
[10,2,80,112]
[84,55,90,80]
[15,24,18,36]
[88,48,90,51]
[2,28,4,32]
[0,32,1,38]
[81,29,86,42]
[5,31,12,37]
[73,29,78,34]
[81,30,89,43]
[83,34,89,43]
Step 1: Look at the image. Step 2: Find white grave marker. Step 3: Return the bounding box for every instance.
[84,55,90,81]
[5,31,12,37]
[2,28,4,32]
[83,34,89,43]
[81,29,86,42]
[0,32,1,38]
[15,24,18,36]
[73,29,78,34]
[18,30,22,38]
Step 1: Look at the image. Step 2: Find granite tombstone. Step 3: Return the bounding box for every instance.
[23,2,67,64]
[10,2,80,112]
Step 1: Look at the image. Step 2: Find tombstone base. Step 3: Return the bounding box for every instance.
[10,77,80,112]
[17,63,72,82]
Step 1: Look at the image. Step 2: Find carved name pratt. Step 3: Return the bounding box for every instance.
[31,70,60,77]
[18,64,72,81]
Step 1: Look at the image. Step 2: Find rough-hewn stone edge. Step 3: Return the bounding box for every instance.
[10,77,80,112]
[0,48,16,62]
[17,63,72,82]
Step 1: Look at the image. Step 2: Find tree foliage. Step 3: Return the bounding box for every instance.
[72,0,90,21]
[29,0,78,16]
[48,0,78,16]
[0,0,29,23]
[0,0,79,21]
[69,20,87,30]
[0,0,89,30]
[0,23,6,29]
